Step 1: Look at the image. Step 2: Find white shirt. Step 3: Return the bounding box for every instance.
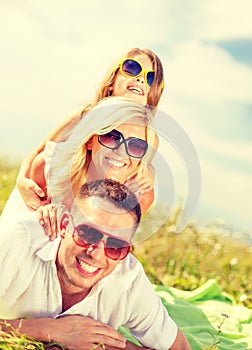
[0,186,30,225]
[0,211,178,349]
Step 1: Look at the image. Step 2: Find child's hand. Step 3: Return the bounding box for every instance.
[17,177,49,211]
[36,204,58,240]
[125,165,155,195]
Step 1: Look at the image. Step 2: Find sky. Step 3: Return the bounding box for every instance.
[0,0,252,237]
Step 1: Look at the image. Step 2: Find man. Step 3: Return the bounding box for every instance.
[0,179,191,349]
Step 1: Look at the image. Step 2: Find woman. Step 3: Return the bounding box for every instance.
[16,48,164,211]
[31,97,157,238]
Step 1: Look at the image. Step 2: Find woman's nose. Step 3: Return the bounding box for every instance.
[85,241,105,260]
[113,142,128,157]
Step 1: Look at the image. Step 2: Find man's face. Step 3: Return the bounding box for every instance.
[57,196,135,294]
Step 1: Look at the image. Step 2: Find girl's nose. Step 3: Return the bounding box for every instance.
[136,75,145,84]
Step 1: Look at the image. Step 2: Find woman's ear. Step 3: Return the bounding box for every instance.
[60,212,70,238]
[86,136,93,150]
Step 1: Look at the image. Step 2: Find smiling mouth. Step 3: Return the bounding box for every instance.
[127,86,144,95]
[76,257,100,276]
[105,156,126,168]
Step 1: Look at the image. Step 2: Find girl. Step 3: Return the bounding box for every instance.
[16,48,164,211]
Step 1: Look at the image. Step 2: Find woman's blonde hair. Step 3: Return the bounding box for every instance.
[48,96,157,203]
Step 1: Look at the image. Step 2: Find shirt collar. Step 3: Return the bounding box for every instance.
[36,236,61,262]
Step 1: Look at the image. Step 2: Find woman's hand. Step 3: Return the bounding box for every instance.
[17,177,49,211]
[36,203,58,240]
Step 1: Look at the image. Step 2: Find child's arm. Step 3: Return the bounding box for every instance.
[16,111,81,211]
[16,150,49,211]
[125,164,156,216]
[138,133,159,213]
[126,164,155,193]
[138,187,155,215]
[125,133,159,214]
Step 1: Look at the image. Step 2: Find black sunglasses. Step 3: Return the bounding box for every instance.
[98,129,148,159]
[72,224,131,261]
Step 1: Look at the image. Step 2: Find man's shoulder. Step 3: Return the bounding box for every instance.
[0,210,46,244]
[123,253,142,269]
[99,254,155,301]
[118,253,142,270]
[110,254,146,284]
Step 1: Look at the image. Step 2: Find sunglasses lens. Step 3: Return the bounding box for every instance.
[106,237,130,260]
[99,130,148,159]
[127,138,148,158]
[99,130,121,149]
[122,59,141,77]
[146,72,155,87]
[73,225,130,261]
[74,225,102,246]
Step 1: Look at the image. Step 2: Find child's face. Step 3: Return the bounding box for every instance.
[112,54,153,105]
[87,120,147,183]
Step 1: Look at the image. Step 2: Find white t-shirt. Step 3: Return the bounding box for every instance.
[0,211,177,349]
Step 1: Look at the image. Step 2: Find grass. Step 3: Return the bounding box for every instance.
[133,206,252,309]
[0,321,63,349]
[0,158,252,349]
[0,321,44,349]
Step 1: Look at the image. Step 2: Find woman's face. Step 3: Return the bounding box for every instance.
[112,54,153,105]
[86,120,147,183]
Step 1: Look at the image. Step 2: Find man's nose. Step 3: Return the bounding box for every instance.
[85,241,105,260]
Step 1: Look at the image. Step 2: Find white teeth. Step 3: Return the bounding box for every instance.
[107,158,125,167]
[78,260,99,273]
[128,86,142,95]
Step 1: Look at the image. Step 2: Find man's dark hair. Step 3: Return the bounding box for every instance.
[79,179,141,226]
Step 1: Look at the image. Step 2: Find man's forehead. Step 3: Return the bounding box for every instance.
[73,196,127,215]
[71,196,136,235]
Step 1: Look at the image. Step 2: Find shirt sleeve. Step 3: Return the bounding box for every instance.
[0,221,30,298]
[0,215,45,300]
[125,264,178,350]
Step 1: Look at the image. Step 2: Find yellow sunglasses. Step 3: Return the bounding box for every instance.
[118,58,163,88]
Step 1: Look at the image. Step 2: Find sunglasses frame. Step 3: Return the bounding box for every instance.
[98,129,148,159]
[118,58,155,88]
[72,223,131,261]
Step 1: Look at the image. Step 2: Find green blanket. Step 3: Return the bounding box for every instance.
[120,279,252,349]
